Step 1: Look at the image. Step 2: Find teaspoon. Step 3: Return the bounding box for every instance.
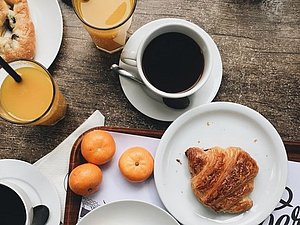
[110,64,144,85]
[110,64,190,109]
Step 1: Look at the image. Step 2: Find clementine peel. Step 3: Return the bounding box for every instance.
[81,129,116,165]
[118,146,154,182]
[69,163,103,196]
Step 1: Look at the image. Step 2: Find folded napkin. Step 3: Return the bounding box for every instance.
[33,110,105,222]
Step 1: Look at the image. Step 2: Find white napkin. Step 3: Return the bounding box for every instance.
[33,110,105,222]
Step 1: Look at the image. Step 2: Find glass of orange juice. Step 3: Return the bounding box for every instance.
[72,0,137,53]
[0,59,67,125]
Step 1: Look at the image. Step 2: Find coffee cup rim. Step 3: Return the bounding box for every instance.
[0,181,34,225]
[136,20,213,98]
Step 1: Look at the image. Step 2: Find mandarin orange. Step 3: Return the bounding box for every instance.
[118,147,154,182]
[68,163,103,196]
[81,130,116,165]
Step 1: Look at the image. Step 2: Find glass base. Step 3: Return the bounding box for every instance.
[95,45,124,54]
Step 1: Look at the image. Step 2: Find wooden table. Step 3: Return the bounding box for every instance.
[0,0,299,162]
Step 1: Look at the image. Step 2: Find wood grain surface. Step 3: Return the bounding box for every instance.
[0,0,299,162]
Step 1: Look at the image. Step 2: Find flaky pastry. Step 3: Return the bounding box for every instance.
[185,146,259,213]
[0,0,35,62]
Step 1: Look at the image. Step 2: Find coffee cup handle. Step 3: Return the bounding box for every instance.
[120,50,138,67]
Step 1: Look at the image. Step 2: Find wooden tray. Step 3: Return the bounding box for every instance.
[63,126,300,225]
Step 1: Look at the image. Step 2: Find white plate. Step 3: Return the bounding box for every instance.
[0,159,61,225]
[119,18,222,122]
[154,102,288,225]
[78,199,180,225]
[28,0,63,68]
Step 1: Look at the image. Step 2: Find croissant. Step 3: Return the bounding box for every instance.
[185,146,259,213]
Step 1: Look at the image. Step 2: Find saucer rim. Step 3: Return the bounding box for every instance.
[0,159,61,225]
[118,18,223,122]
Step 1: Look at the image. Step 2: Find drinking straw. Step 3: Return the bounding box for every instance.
[0,56,22,83]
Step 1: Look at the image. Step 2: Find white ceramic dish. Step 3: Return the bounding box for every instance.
[0,159,61,225]
[77,200,180,225]
[118,18,222,122]
[28,0,63,68]
[154,102,288,225]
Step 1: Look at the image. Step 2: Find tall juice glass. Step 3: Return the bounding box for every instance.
[0,59,67,125]
[72,0,137,53]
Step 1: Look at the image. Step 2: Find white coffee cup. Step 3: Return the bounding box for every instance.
[0,180,34,225]
[121,18,213,100]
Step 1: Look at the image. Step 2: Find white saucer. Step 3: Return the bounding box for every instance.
[118,18,222,122]
[0,159,61,225]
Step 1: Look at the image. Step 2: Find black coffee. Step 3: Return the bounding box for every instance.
[0,184,26,225]
[142,32,204,93]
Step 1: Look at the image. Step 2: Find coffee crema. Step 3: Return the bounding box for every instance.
[0,184,26,225]
[142,32,204,93]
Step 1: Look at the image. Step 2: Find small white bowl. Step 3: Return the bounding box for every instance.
[77,199,180,225]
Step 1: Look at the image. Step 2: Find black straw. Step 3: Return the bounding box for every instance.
[0,56,22,83]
